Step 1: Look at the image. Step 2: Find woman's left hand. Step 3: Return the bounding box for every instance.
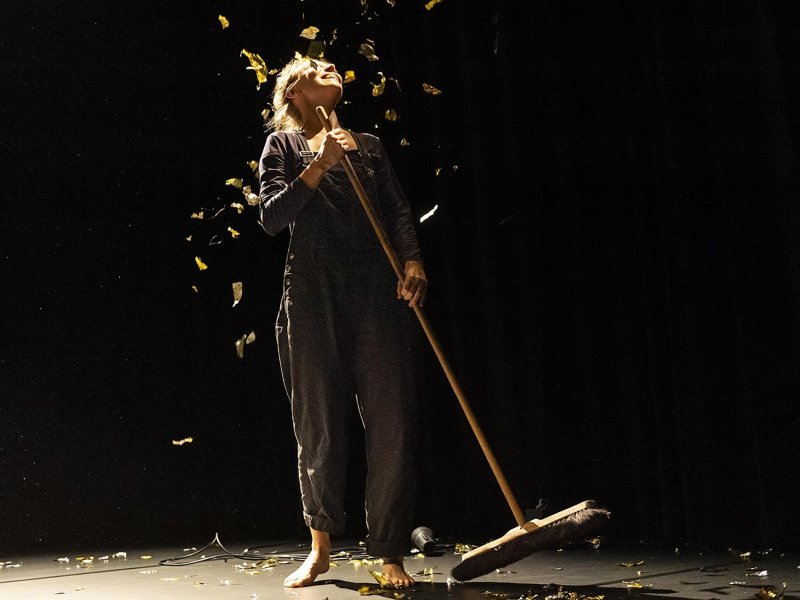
[397,260,428,308]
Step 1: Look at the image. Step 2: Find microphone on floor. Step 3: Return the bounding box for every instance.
[411,526,437,555]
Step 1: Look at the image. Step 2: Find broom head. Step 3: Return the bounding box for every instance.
[450,499,611,582]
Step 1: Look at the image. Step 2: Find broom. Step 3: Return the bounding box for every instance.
[314,106,611,581]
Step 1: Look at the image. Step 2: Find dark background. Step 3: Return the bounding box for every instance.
[2,0,799,555]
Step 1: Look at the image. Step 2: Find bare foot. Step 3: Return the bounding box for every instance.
[283,548,330,588]
[381,558,415,588]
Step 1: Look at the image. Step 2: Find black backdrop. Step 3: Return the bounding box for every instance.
[2,0,799,555]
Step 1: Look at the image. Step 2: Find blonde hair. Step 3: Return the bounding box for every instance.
[267,56,330,132]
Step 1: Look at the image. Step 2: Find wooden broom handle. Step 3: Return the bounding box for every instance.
[315,106,527,528]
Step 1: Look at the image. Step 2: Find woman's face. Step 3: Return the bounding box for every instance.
[288,60,343,106]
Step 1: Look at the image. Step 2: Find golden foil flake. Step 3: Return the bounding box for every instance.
[56,557,69,563]
[261,107,271,121]
[358,40,379,62]
[452,164,460,171]
[247,160,258,172]
[195,256,208,270]
[172,437,193,446]
[746,570,769,577]
[622,581,651,589]
[435,167,442,176]
[343,70,356,84]
[160,576,184,581]
[369,570,389,587]
[230,202,245,214]
[235,331,256,358]
[227,227,240,238]
[454,543,476,554]
[619,561,645,568]
[419,204,438,222]
[190,211,204,220]
[300,26,320,39]
[242,185,259,206]
[371,73,387,97]
[756,584,787,600]
[422,83,442,95]
[400,138,410,147]
[112,552,127,559]
[141,555,153,560]
[350,558,379,566]
[425,0,445,8]
[232,282,243,307]
[191,285,198,293]
[218,15,229,29]
[384,109,398,121]
[226,178,244,189]
[357,586,386,596]
[185,235,192,241]
[240,49,267,89]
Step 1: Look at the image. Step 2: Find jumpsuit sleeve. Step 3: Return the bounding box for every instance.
[371,137,424,265]
[257,131,315,236]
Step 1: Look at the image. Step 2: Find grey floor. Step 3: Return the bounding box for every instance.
[1,538,797,599]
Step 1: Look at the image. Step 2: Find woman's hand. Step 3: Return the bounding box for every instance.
[397,260,428,308]
[314,128,349,170]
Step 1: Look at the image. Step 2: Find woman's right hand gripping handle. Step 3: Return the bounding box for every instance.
[298,128,350,191]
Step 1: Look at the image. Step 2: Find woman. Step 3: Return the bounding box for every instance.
[257,56,428,589]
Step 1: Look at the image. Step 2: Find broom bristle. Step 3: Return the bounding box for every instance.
[450,505,611,582]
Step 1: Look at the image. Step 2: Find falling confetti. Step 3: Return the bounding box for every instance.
[400,138,410,147]
[371,73,387,97]
[242,185,259,205]
[208,235,222,246]
[358,40,379,61]
[191,285,198,293]
[422,83,442,95]
[261,108,271,122]
[235,331,257,358]
[384,109,398,121]
[232,282,243,307]
[226,178,244,189]
[343,70,356,83]
[247,160,258,172]
[194,256,208,271]
[240,49,268,89]
[435,167,442,176]
[231,202,245,214]
[190,211,204,220]
[185,235,192,241]
[218,15,229,29]
[425,0,445,8]
[300,26,320,39]
[420,205,438,222]
[172,437,193,446]
[228,226,240,238]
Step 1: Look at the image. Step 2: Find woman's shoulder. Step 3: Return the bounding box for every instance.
[263,129,304,155]
[353,132,386,154]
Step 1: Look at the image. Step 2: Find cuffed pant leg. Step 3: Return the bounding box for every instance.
[286,259,353,536]
[353,292,419,557]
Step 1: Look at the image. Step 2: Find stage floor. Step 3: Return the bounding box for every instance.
[0,538,796,599]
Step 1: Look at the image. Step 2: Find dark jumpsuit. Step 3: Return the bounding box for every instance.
[258,130,422,558]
